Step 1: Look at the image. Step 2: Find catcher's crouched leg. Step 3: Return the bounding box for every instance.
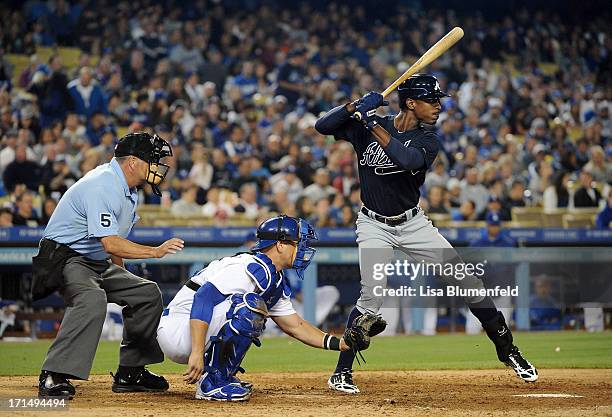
[196,293,268,401]
[157,311,192,364]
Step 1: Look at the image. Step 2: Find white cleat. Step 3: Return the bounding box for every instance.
[328,370,360,394]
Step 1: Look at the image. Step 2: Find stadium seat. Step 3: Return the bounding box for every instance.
[152,217,213,227]
[562,213,596,228]
[436,220,486,228]
[34,47,55,64]
[137,204,170,214]
[58,47,86,69]
[542,208,567,227]
[568,207,599,216]
[511,206,544,223]
[502,221,541,228]
[427,213,452,226]
[116,126,129,139]
[539,62,560,76]
[6,53,30,86]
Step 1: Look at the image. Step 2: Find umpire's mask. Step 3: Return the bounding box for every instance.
[115,132,173,196]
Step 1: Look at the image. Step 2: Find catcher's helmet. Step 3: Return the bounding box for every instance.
[251,215,318,279]
[114,132,172,196]
[397,74,449,109]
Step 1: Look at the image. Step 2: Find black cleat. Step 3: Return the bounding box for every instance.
[111,367,169,393]
[505,346,538,382]
[38,371,75,399]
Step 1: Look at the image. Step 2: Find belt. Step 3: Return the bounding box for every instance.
[162,280,202,317]
[361,206,419,226]
[185,280,201,291]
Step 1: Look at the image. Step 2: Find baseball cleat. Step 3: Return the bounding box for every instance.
[196,376,252,401]
[38,371,75,399]
[231,375,253,390]
[328,369,360,394]
[111,367,169,392]
[505,346,538,382]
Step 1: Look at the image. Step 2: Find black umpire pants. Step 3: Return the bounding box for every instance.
[42,256,164,380]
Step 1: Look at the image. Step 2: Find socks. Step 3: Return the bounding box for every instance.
[481,311,514,361]
[468,296,498,324]
[335,307,362,373]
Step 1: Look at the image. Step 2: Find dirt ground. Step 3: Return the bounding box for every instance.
[1,369,611,417]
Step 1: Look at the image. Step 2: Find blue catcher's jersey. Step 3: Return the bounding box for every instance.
[166,252,295,317]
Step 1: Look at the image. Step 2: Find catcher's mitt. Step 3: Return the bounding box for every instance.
[343,313,387,364]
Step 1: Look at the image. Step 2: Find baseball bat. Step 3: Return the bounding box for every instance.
[354,27,464,120]
[381,26,464,98]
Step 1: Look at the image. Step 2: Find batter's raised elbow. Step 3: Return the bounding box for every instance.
[314,118,332,135]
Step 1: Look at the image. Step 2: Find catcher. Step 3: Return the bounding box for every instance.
[156,215,376,401]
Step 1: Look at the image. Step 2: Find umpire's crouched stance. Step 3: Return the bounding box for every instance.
[33,132,184,398]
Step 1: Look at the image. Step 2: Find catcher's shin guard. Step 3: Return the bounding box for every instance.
[197,293,267,401]
[481,312,538,382]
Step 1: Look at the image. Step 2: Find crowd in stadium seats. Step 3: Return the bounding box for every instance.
[0,1,610,228]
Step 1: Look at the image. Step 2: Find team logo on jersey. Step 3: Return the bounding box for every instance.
[359,140,421,176]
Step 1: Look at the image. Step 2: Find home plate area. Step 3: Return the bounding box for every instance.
[512,393,585,398]
[2,369,610,417]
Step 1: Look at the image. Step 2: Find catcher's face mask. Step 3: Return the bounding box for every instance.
[251,216,318,279]
[292,219,318,280]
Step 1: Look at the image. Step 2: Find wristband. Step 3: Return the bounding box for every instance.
[323,334,341,351]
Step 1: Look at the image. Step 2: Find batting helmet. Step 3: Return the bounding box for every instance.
[114,132,173,196]
[251,215,318,279]
[397,74,449,110]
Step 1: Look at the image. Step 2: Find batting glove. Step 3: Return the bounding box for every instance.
[359,109,379,131]
[355,92,388,115]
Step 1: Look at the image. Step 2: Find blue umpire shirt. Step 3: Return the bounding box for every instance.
[43,158,140,260]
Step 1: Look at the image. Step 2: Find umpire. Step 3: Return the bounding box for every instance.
[34,132,184,398]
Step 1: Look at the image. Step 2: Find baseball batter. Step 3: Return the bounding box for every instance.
[315,74,538,393]
[156,215,353,401]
